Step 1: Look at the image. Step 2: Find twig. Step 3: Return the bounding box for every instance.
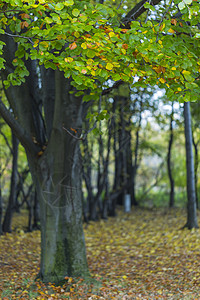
[156,0,174,42]
[117,0,124,10]
[63,127,84,140]
[101,80,124,96]
[4,31,34,45]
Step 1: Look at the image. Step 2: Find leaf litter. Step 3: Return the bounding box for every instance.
[1,208,200,299]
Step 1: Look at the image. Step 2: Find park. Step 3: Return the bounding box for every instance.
[0,0,200,298]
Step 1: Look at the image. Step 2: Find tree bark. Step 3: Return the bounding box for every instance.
[192,134,199,209]
[2,130,19,233]
[28,71,89,283]
[1,40,90,281]
[0,184,2,235]
[183,102,198,229]
[167,102,175,208]
[132,99,142,206]
[33,189,40,230]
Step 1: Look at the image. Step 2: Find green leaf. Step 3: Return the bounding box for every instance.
[14,0,22,5]
[55,3,64,10]
[185,0,192,4]
[72,9,80,17]
[45,17,53,24]
[143,2,156,11]
[178,2,185,10]
[64,0,74,6]
[112,73,121,81]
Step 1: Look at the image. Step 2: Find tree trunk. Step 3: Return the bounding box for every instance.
[192,135,199,209]
[132,101,142,206]
[33,189,40,230]
[168,102,175,208]
[0,184,2,235]
[2,131,19,233]
[183,102,198,229]
[28,71,89,283]
[1,56,90,282]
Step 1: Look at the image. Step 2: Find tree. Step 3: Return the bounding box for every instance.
[0,0,199,283]
[2,130,19,232]
[167,102,175,208]
[191,101,200,208]
[183,102,198,229]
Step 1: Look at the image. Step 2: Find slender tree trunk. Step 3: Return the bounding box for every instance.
[33,189,40,229]
[183,102,198,229]
[111,97,119,215]
[0,185,2,235]
[168,102,175,208]
[82,117,95,222]
[2,131,19,233]
[192,135,199,208]
[132,100,142,206]
[28,193,33,232]
[102,114,113,219]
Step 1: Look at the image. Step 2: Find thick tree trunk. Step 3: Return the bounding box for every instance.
[168,103,175,208]
[28,71,89,283]
[183,102,198,229]
[1,57,90,282]
[32,154,88,283]
[2,131,19,233]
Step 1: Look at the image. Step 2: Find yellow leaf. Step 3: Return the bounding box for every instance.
[65,57,73,63]
[159,23,165,31]
[182,70,191,75]
[109,31,115,38]
[106,63,113,70]
[33,39,39,48]
[168,28,175,34]
[74,31,80,38]
[81,43,87,50]
[159,78,166,84]
[171,67,176,70]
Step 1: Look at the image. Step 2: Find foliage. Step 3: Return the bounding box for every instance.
[0,0,199,102]
[1,209,200,299]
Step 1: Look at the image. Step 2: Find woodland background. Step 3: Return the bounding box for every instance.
[0,0,200,298]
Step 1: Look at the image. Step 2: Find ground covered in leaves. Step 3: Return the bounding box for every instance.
[1,208,200,299]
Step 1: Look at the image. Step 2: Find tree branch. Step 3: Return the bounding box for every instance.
[122,0,162,27]
[101,80,124,96]
[0,97,40,156]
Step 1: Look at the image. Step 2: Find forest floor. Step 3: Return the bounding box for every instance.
[1,208,200,299]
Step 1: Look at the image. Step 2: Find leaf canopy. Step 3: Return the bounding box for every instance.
[0,0,199,101]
